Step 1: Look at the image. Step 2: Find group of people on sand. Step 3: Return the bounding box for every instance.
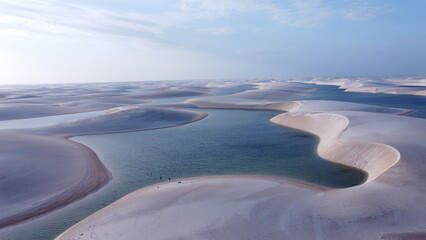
[146,172,171,181]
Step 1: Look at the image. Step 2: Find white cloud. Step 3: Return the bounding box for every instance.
[197,26,235,35]
[0,0,163,38]
[180,0,392,27]
[339,4,394,21]
[0,0,392,42]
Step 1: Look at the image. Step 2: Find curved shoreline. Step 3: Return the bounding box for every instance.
[0,135,111,229]
[65,111,208,138]
[188,98,404,183]
[0,109,208,229]
[271,112,400,183]
[0,132,111,229]
[126,174,331,192]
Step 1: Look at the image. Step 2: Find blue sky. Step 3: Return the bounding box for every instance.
[0,0,425,84]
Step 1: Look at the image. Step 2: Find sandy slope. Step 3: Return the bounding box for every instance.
[57,176,319,240]
[20,107,207,137]
[272,112,400,183]
[0,132,110,229]
[57,90,426,240]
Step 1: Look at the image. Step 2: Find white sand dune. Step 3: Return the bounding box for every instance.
[272,112,399,183]
[253,81,316,92]
[57,90,426,240]
[185,89,307,110]
[57,176,320,240]
[20,107,207,137]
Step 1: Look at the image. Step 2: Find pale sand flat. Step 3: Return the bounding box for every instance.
[57,93,426,240]
[57,176,319,240]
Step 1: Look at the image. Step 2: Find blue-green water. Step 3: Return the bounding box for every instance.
[0,85,424,240]
[74,109,365,188]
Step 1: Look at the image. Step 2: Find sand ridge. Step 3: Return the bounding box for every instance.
[18,106,208,137]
